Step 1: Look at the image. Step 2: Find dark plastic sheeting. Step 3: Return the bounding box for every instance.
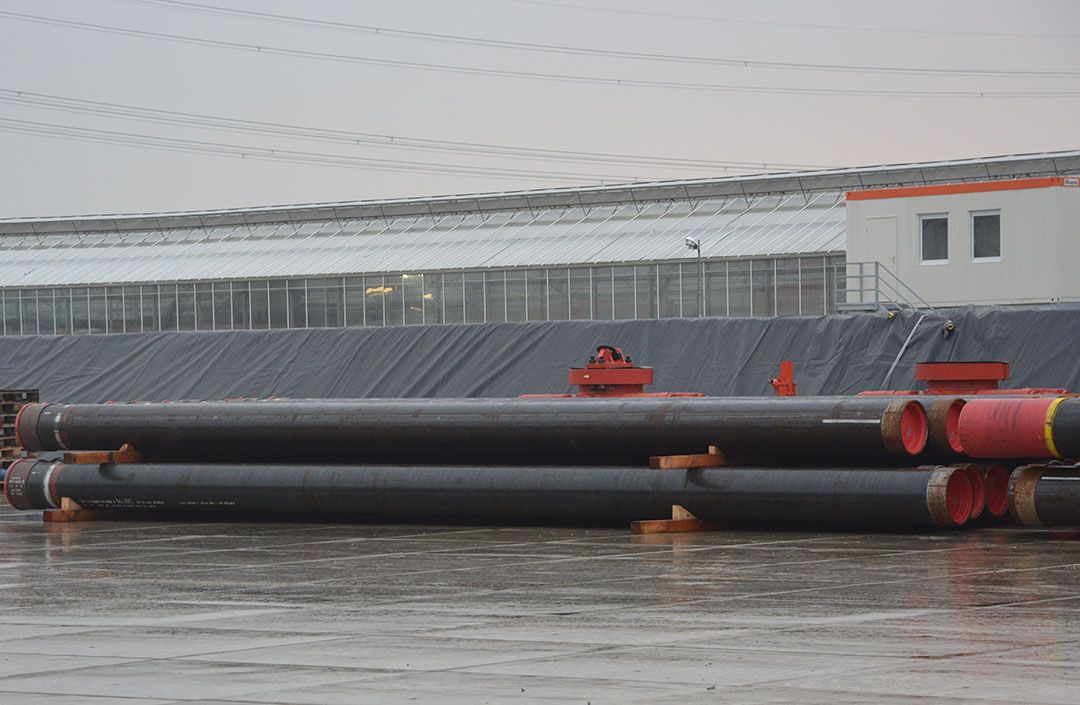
[0,306,1077,403]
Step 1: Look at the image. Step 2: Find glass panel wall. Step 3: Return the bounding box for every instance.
[613,266,634,320]
[0,254,846,336]
[72,288,89,335]
[705,262,727,317]
[799,257,825,316]
[142,285,159,333]
[569,268,590,320]
[775,258,800,316]
[681,261,701,319]
[727,261,751,317]
[443,272,464,324]
[423,273,443,325]
[344,277,364,327]
[54,290,71,336]
[634,265,656,319]
[505,270,526,322]
[751,259,775,317]
[591,266,613,321]
[657,264,680,318]
[525,270,546,321]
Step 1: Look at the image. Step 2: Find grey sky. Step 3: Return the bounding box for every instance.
[1,0,1078,218]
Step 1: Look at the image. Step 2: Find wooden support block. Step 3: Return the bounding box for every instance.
[43,509,120,523]
[630,504,716,534]
[62,443,143,465]
[630,517,716,534]
[648,451,728,470]
[43,497,124,523]
[670,504,695,521]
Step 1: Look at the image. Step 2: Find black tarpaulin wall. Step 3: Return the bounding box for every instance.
[0,306,1077,402]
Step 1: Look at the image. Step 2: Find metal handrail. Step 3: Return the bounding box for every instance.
[833,261,935,313]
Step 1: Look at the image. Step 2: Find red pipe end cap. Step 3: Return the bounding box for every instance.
[960,464,985,520]
[945,470,973,526]
[983,464,1010,518]
[945,400,965,454]
[901,402,929,456]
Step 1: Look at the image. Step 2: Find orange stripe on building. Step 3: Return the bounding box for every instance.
[846,176,1075,201]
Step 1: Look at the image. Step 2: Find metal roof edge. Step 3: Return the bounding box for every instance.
[2,149,1078,235]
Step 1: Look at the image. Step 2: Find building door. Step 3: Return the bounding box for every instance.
[860,216,897,306]
[865,216,898,268]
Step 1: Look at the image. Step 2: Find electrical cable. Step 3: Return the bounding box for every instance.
[118,0,1080,78]
[0,116,660,182]
[1,10,1077,98]
[507,0,1080,41]
[0,88,829,171]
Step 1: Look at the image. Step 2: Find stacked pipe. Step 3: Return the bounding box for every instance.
[1,394,1030,529]
[951,396,1080,527]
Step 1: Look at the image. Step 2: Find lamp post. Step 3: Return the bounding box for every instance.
[684,237,704,317]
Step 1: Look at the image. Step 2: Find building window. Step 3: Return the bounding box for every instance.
[972,211,1001,261]
[920,214,949,263]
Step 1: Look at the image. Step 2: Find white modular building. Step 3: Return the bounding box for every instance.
[845,176,1080,308]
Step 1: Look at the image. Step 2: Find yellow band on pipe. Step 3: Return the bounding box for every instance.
[1045,397,1066,460]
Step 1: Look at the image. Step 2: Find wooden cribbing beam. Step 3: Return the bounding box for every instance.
[62,443,143,465]
[633,447,726,534]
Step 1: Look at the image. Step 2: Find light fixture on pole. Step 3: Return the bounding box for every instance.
[684,237,704,317]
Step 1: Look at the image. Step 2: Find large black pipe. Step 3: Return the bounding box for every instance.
[1050,398,1080,460]
[16,397,927,465]
[2,459,968,527]
[1008,464,1080,527]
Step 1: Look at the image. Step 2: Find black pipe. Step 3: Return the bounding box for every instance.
[3,459,966,527]
[16,397,927,465]
[1008,464,1080,527]
[1050,398,1080,460]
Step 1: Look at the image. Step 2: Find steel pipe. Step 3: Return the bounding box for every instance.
[16,397,928,465]
[926,398,966,456]
[1049,398,1080,460]
[1007,464,1080,527]
[3,460,969,527]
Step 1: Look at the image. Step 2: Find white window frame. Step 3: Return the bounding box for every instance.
[970,209,1002,263]
[919,213,950,265]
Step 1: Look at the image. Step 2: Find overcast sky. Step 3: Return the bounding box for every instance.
[1,0,1078,218]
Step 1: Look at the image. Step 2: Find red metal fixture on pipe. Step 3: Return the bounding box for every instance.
[918,361,1009,394]
[521,345,703,398]
[769,361,797,397]
[861,361,1068,397]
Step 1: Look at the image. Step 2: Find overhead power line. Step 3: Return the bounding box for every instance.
[2,10,1078,99]
[508,0,1080,40]
[0,88,829,172]
[118,0,1080,78]
[0,116,661,182]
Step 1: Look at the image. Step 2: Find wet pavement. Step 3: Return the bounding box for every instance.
[1,504,1079,704]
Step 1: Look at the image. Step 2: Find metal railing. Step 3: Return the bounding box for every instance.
[834,261,935,313]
